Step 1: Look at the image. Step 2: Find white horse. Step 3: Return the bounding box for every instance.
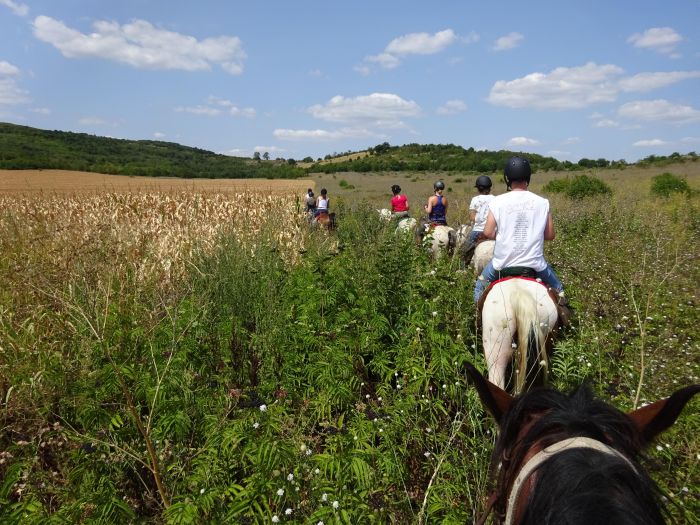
[480,277,558,393]
[473,240,495,275]
[378,208,418,235]
[421,223,455,258]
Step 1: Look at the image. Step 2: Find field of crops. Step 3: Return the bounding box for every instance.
[1,166,699,523]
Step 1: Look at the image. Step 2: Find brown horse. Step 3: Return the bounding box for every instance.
[313,211,336,231]
[464,362,699,525]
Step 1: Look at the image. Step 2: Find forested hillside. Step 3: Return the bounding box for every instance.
[0,123,303,179]
[309,142,697,174]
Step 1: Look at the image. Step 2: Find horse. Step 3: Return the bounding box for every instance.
[378,208,418,235]
[463,362,700,525]
[479,277,558,393]
[473,239,495,275]
[313,211,336,231]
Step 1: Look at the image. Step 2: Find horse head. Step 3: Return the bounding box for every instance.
[464,362,700,525]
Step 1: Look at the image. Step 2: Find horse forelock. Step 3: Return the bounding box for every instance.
[491,386,662,523]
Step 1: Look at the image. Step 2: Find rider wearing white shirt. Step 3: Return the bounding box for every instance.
[474,156,565,304]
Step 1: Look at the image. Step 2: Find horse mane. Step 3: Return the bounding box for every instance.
[492,385,666,524]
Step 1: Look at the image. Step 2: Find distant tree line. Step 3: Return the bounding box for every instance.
[0,123,304,179]
[307,142,697,174]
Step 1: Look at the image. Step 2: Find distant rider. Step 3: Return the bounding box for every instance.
[315,188,329,217]
[468,175,495,245]
[390,184,410,219]
[424,181,448,225]
[305,188,316,219]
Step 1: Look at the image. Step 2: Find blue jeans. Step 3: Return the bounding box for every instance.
[468,230,482,245]
[473,261,564,303]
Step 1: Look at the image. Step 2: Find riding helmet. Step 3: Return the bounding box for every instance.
[391,184,401,195]
[503,156,531,186]
[474,175,492,189]
[434,180,445,191]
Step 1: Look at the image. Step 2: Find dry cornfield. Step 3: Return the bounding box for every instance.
[0,189,310,287]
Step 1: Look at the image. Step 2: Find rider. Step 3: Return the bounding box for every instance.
[390,184,410,219]
[305,188,316,217]
[473,156,566,305]
[424,181,448,225]
[468,175,495,245]
[315,188,329,217]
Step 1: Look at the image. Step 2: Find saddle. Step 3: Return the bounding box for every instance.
[476,275,569,328]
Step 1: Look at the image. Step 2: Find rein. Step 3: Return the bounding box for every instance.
[477,436,637,525]
[505,436,637,525]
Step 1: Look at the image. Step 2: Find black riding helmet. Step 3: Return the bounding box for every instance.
[503,156,531,187]
[391,184,401,195]
[434,180,445,191]
[475,175,492,189]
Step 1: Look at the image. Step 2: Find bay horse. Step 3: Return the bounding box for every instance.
[313,211,336,231]
[479,277,558,393]
[464,362,700,525]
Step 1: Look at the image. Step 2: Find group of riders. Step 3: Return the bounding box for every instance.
[304,155,569,315]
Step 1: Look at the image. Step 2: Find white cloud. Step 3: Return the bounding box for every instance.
[365,52,401,70]
[176,97,255,118]
[563,137,581,144]
[461,31,480,44]
[618,99,700,124]
[507,136,539,147]
[153,131,165,139]
[32,16,246,74]
[0,0,28,16]
[436,99,467,115]
[362,29,459,71]
[386,29,457,56]
[0,60,20,76]
[548,150,571,157]
[253,145,286,154]
[0,78,28,105]
[493,32,523,51]
[633,139,668,147]
[78,116,111,126]
[30,107,51,115]
[175,105,221,116]
[274,127,380,142]
[308,93,421,126]
[488,62,624,110]
[594,119,620,128]
[681,136,700,144]
[628,27,682,55]
[619,71,700,92]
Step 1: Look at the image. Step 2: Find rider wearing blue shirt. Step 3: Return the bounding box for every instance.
[425,181,448,225]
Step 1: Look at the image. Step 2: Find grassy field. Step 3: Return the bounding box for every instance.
[0,163,698,523]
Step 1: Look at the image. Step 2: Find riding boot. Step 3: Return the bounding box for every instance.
[556,293,573,328]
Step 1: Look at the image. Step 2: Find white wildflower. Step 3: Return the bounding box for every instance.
[253,422,260,429]
[285,508,293,515]
[287,473,294,481]
[272,516,280,523]
[332,500,339,509]
[259,404,267,412]
[321,493,328,502]
[277,488,284,496]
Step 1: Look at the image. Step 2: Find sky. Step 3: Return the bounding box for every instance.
[1,0,699,163]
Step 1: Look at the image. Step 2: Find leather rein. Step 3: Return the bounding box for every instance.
[476,436,637,525]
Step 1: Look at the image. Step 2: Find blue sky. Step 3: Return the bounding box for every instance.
[1,1,699,163]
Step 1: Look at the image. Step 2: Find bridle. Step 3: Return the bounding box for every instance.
[476,436,638,525]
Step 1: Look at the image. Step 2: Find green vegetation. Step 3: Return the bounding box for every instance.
[650,172,692,197]
[1,186,698,522]
[0,122,303,178]
[308,142,697,176]
[543,174,612,199]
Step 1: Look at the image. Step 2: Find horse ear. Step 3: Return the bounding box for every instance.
[464,362,514,424]
[628,384,700,444]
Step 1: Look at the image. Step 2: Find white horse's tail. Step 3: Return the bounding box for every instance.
[511,284,548,393]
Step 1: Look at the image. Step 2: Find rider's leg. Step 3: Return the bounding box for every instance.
[535,264,564,294]
[474,261,499,303]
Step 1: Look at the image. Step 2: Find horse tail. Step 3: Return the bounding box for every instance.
[511,283,547,394]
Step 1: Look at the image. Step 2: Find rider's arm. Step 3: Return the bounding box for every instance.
[469,210,477,223]
[482,211,497,239]
[424,196,435,213]
[544,213,555,240]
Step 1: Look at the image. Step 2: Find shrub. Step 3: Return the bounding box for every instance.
[650,172,691,197]
[543,175,611,199]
